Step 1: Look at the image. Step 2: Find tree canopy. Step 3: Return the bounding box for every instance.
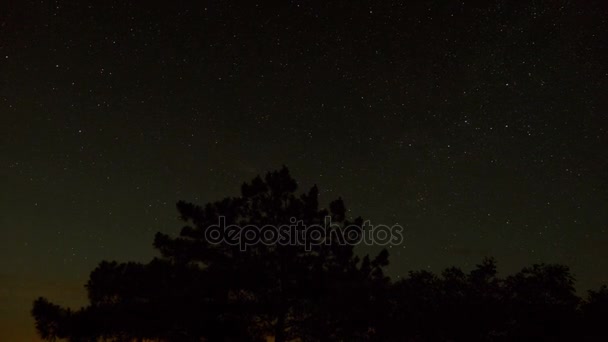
[32,167,608,341]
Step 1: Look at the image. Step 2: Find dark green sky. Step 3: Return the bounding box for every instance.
[1,1,607,340]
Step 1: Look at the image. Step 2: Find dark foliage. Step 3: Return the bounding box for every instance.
[32,168,608,341]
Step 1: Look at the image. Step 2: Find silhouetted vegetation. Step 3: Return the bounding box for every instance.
[33,168,608,341]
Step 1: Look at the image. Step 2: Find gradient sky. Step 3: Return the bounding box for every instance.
[1,1,607,340]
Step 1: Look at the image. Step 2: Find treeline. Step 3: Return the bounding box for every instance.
[32,168,608,341]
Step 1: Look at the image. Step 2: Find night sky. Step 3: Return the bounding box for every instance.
[1,1,607,340]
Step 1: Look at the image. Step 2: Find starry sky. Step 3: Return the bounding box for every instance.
[1,1,607,340]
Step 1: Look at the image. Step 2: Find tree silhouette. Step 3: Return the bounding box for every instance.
[32,297,69,341]
[502,264,580,340]
[581,285,608,339]
[32,167,608,341]
[33,167,389,341]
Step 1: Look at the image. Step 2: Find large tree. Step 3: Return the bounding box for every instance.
[32,167,390,341]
